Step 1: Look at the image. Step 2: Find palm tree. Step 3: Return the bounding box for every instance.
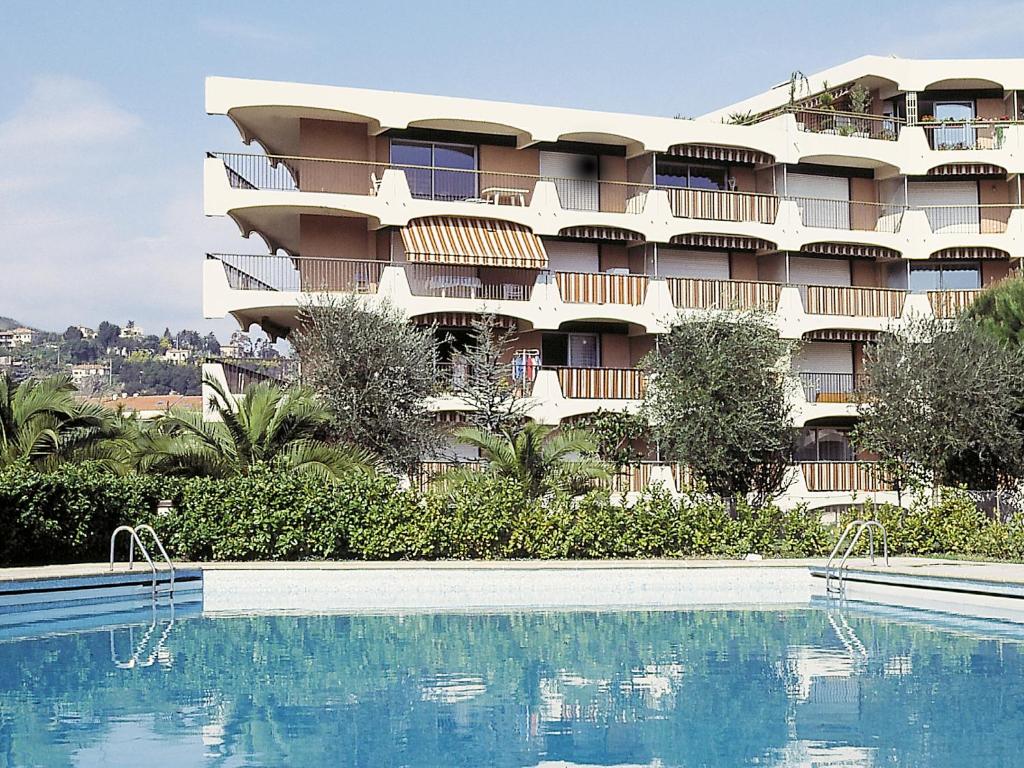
[436,422,610,498]
[0,372,118,470]
[139,375,375,479]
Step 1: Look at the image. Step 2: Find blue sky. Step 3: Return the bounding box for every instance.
[2,0,1023,335]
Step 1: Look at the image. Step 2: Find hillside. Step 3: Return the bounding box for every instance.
[0,316,24,331]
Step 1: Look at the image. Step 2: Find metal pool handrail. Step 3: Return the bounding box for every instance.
[825,519,889,594]
[109,525,175,597]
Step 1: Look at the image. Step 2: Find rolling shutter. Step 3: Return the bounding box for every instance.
[656,248,730,279]
[792,342,854,375]
[789,256,851,287]
[908,181,979,233]
[787,173,850,228]
[540,151,599,211]
[546,240,599,273]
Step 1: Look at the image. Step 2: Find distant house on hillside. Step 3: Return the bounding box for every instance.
[70,362,108,384]
[164,347,193,364]
[76,326,98,340]
[120,322,144,339]
[0,327,39,348]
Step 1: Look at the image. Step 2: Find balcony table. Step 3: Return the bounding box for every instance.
[481,186,529,206]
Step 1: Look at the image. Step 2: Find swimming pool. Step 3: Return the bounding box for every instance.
[2,603,1022,766]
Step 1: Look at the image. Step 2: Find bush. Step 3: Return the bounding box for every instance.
[2,465,1023,566]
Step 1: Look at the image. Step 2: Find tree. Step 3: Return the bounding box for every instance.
[437,422,610,498]
[855,316,1024,491]
[137,376,375,479]
[203,332,221,355]
[574,409,649,467]
[291,295,440,471]
[447,313,532,434]
[642,311,795,505]
[967,276,1024,347]
[0,373,116,470]
[160,328,173,351]
[62,326,83,342]
[97,321,121,351]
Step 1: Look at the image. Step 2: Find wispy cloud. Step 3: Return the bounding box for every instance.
[196,16,306,47]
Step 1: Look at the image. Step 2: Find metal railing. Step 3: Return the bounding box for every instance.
[793,108,903,140]
[554,271,649,305]
[927,289,982,318]
[919,120,1012,150]
[789,196,906,233]
[662,186,779,223]
[798,372,867,403]
[800,461,891,492]
[825,519,890,595]
[666,277,783,311]
[803,285,906,317]
[210,253,387,293]
[552,366,647,400]
[109,524,175,597]
[914,204,1013,234]
[212,357,295,393]
[405,264,538,301]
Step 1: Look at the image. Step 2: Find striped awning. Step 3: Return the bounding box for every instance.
[932,246,1010,260]
[928,163,1007,177]
[803,328,880,342]
[400,217,547,268]
[803,242,901,260]
[558,226,644,242]
[669,233,776,251]
[666,143,775,166]
[413,312,519,330]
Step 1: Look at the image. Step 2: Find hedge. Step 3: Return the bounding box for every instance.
[1,463,1023,566]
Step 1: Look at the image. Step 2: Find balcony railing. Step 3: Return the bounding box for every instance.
[789,197,905,233]
[555,271,649,306]
[793,109,903,140]
[553,367,647,400]
[405,264,537,301]
[914,204,1013,234]
[798,372,867,403]
[662,187,779,224]
[803,285,906,317]
[666,277,783,311]
[210,253,387,293]
[928,289,982,318]
[919,120,1012,150]
[800,461,891,492]
[212,357,296,394]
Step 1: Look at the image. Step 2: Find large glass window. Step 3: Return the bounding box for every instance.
[908,261,980,293]
[391,140,477,201]
[540,332,600,367]
[794,427,854,462]
[656,160,727,190]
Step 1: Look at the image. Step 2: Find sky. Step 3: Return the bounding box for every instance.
[2,0,1024,337]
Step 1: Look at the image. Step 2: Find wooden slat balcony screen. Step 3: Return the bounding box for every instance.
[554,367,647,400]
[804,286,906,317]
[554,272,649,306]
[801,462,891,492]
[928,289,982,318]
[606,464,654,493]
[664,188,779,224]
[667,277,783,311]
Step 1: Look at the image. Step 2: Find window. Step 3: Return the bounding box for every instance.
[794,428,854,462]
[390,140,477,201]
[541,332,600,367]
[656,160,727,190]
[908,261,980,293]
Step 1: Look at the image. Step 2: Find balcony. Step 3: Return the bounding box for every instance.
[919,120,1012,150]
[554,271,649,306]
[213,357,296,395]
[662,187,779,224]
[793,108,902,140]
[666,277,783,311]
[553,367,646,400]
[406,264,538,301]
[928,289,982,318]
[791,197,905,233]
[915,204,1013,234]
[798,372,866,403]
[800,461,891,492]
[209,253,387,294]
[802,285,906,318]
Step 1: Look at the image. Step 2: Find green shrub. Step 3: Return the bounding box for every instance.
[1,465,1021,565]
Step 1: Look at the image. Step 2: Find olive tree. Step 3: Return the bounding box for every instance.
[291,295,440,472]
[642,310,796,506]
[968,276,1024,347]
[855,315,1024,491]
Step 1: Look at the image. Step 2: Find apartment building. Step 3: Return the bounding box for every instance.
[0,327,39,348]
[202,56,1024,509]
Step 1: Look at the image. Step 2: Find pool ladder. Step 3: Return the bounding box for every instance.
[110,525,176,599]
[825,519,889,596]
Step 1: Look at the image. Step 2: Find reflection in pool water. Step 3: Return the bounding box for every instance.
[1,606,1023,766]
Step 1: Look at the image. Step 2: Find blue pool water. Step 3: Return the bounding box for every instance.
[2,605,1024,767]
